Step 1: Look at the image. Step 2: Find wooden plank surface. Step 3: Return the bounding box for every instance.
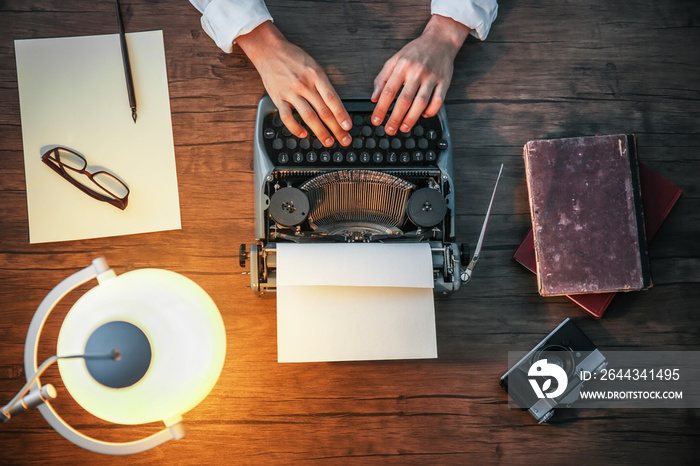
[1,0,699,463]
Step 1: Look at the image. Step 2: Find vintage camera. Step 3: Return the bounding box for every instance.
[500,318,607,423]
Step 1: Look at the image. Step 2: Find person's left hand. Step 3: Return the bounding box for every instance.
[370,14,471,135]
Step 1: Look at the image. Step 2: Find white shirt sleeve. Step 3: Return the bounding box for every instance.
[189,0,272,53]
[431,0,498,40]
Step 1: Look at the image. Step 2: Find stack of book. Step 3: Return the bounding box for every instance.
[513,134,682,318]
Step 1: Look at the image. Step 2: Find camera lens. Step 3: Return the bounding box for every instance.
[534,344,576,378]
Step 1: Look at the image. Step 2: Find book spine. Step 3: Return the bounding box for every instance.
[522,141,545,295]
[626,134,653,289]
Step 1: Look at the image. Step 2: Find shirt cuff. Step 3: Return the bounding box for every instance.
[430,0,498,40]
[190,0,273,53]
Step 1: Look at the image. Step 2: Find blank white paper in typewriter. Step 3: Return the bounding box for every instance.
[276,242,437,363]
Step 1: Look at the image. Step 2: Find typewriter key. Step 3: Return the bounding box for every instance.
[269,187,309,227]
[407,187,447,227]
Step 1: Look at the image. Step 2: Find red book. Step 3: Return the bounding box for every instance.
[513,162,682,318]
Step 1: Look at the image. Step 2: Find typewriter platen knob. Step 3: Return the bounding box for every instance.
[460,243,471,266]
[239,243,248,268]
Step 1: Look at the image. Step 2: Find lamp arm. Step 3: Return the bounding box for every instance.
[22,257,184,455]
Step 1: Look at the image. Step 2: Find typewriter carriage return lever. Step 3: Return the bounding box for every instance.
[239,96,501,296]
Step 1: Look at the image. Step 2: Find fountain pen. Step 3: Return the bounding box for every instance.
[116,0,137,123]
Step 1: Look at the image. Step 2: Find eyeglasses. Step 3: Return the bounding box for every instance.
[41,147,130,210]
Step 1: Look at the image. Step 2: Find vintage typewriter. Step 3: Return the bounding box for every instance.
[240,96,501,296]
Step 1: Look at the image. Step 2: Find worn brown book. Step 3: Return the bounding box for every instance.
[513,163,682,317]
[523,134,652,296]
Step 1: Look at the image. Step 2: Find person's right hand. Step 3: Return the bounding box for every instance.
[237,21,352,147]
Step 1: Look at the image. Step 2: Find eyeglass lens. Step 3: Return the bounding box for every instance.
[50,148,128,201]
[92,171,129,199]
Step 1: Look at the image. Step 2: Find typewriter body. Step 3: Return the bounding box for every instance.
[241,96,478,296]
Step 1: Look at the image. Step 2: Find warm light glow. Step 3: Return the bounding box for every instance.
[56,269,226,425]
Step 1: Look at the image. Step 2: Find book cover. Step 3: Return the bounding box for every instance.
[523,134,652,296]
[514,162,682,318]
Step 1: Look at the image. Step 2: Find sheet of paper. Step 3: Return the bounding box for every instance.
[14,30,180,243]
[276,243,437,363]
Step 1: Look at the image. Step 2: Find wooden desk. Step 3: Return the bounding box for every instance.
[1,1,698,463]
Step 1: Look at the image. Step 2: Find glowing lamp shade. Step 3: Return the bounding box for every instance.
[57,268,226,425]
[22,258,226,455]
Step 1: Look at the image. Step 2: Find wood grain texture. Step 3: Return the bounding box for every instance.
[1,0,699,464]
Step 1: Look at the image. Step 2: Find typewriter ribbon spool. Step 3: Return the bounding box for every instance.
[407,187,448,227]
[269,187,309,227]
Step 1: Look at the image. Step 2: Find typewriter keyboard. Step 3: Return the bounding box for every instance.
[261,100,448,167]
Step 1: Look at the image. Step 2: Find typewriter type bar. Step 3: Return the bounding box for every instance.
[240,96,500,297]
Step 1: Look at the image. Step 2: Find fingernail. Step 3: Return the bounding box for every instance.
[385,125,394,135]
[341,120,352,131]
[400,124,409,133]
[324,137,334,147]
[342,135,352,146]
[300,130,308,138]
[372,116,381,125]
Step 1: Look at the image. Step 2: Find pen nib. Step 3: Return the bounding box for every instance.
[132,108,137,123]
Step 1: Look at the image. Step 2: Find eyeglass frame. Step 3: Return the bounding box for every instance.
[41,146,130,210]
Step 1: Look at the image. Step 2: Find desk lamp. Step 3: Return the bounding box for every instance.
[1,258,226,455]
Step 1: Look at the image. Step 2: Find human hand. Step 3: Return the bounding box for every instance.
[237,21,352,147]
[370,14,471,135]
